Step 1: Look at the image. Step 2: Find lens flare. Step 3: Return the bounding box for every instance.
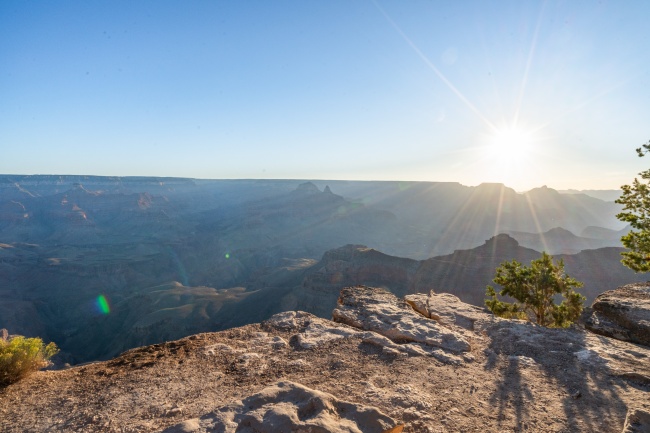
[167,247,189,286]
[96,295,110,314]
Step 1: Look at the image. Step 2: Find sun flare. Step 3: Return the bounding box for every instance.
[477,125,540,190]
[487,127,535,163]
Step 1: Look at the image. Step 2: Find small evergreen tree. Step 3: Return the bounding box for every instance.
[616,140,650,272]
[485,252,585,327]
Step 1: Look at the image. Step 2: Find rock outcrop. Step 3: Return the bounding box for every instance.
[405,292,492,331]
[585,282,650,347]
[163,381,400,433]
[2,285,650,433]
[264,310,464,363]
[332,286,471,354]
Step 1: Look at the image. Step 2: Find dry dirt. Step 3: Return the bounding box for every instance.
[1,303,649,432]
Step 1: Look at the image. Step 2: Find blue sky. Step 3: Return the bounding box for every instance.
[1,0,649,190]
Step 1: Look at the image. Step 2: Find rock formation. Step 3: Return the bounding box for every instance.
[405,292,490,331]
[1,285,649,433]
[163,381,400,433]
[333,286,471,355]
[585,282,650,347]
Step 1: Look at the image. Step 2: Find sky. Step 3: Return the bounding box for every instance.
[2,0,650,191]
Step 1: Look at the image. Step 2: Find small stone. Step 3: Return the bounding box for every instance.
[164,418,201,433]
[165,407,183,417]
[271,337,288,350]
[623,408,650,433]
[462,353,476,363]
[382,346,403,356]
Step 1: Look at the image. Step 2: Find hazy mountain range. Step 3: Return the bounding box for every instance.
[0,175,641,363]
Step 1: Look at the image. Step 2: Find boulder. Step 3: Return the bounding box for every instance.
[163,381,399,433]
[585,283,650,347]
[333,286,470,354]
[405,292,492,331]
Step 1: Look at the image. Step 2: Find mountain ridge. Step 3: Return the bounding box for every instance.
[0,177,638,364]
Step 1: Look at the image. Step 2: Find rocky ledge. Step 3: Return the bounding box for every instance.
[585,282,650,347]
[1,286,649,432]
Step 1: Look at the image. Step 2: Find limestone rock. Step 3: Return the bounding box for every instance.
[163,381,399,433]
[622,408,650,433]
[264,310,464,363]
[333,286,470,354]
[405,292,493,331]
[263,310,317,332]
[585,283,650,347]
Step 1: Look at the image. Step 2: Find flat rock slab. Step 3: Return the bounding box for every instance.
[585,283,650,348]
[264,311,465,364]
[332,286,470,354]
[405,292,493,331]
[163,381,399,433]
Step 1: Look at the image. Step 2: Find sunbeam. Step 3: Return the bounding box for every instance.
[513,1,547,127]
[372,0,498,133]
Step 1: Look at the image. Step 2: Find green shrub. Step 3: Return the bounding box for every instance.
[0,336,59,386]
[485,252,585,328]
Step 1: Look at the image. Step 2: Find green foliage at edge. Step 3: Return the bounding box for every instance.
[0,336,59,386]
[616,139,650,272]
[485,252,585,328]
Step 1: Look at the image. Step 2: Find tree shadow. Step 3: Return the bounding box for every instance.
[484,320,635,432]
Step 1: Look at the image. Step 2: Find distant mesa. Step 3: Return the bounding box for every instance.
[483,233,520,248]
[295,181,321,194]
[581,225,630,240]
[544,227,574,236]
[476,182,507,189]
[525,185,561,198]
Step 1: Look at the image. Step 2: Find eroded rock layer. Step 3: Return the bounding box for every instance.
[586,282,650,347]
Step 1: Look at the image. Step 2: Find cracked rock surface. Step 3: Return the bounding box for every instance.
[1,285,649,433]
[163,380,398,433]
[333,286,471,354]
[586,282,650,347]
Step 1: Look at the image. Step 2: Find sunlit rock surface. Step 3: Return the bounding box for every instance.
[586,282,650,347]
[163,381,399,433]
[333,286,471,354]
[2,285,649,433]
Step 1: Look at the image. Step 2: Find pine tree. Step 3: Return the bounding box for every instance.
[616,140,650,272]
[485,252,585,327]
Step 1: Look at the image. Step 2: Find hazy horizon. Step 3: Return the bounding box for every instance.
[2,1,649,191]
[0,173,626,197]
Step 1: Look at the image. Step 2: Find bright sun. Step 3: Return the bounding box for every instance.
[487,127,535,163]
[479,125,539,189]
